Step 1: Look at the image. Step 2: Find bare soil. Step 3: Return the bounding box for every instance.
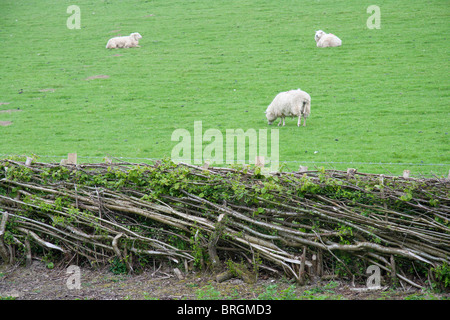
[0,109,21,113]
[1,260,446,301]
[84,75,110,80]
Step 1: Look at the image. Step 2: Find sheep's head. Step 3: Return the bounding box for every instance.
[265,111,276,125]
[315,30,325,42]
[131,33,142,40]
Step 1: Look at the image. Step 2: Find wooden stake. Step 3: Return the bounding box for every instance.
[379,174,388,213]
[390,255,397,285]
[67,153,77,165]
[25,238,32,267]
[298,246,307,285]
[312,254,317,276]
[403,170,410,179]
[0,211,10,264]
[316,250,323,277]
[255,156,265,167]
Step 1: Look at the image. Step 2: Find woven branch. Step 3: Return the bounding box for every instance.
[0,159,448,287]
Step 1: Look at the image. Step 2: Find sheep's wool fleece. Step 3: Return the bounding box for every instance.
[315,31,342,48]
[266,89,311,118]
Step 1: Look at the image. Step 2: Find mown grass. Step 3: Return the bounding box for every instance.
[0,0,448,175]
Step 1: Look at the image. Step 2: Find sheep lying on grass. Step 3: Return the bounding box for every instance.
[106,32,142,49]
[315,30,342,48]
[265,89,311,127]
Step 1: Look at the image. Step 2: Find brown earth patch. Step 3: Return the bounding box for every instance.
[0,102,10,106]
[85,75,110,80]
[0,121,13,126]
[0,109,21,114]
[39,88,55,92]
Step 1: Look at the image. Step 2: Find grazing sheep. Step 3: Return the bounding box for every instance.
[265,89,311,127]
[315,30,342,48]
[106,32,142,49]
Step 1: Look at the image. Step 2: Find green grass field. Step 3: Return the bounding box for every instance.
[0,0,448,176]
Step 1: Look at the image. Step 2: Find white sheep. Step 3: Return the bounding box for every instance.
[315,30,342,48]
[106,32,142,49]
[265,89,311,127]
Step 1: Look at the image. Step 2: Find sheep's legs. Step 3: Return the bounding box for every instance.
[297,115,306,127]
[278,117,285,126]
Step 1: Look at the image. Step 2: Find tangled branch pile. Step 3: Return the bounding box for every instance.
[0,159,449,288]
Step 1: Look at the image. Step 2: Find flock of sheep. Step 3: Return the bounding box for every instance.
[105,30,342,128]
